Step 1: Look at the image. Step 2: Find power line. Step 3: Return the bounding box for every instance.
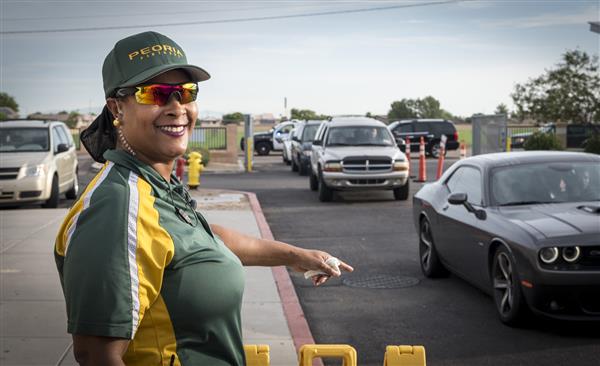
[1,4,316,21]
[0,0,467,35]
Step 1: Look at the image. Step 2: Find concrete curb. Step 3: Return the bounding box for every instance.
[244,191,323,366]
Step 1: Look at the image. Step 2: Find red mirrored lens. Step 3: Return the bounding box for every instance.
[135,83,198,105]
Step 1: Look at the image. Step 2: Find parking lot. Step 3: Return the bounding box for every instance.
[201,153,600,366]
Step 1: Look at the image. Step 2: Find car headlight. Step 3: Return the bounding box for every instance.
[323,162,342,172]
[562,246,581,263]
[24,164,45,177]
[539,247,559,264]
[393,161,408,171]
[303,150,311,157]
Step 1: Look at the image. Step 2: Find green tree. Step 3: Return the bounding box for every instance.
[495,103,509,115]
[65,111,81,128]
[416,96,442,118]
[290,108,328,120]
[387,99,418,120]
[222,112,244,124]
[0,92,19,112]
[388,96,454,121]
[511,50,600,123]
[0,112,7,121]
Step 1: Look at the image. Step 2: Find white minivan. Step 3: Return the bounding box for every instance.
[0,120,79,208]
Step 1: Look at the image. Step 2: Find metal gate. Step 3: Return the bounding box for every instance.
[471,114,507,156]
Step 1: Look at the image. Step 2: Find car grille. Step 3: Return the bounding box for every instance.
[0,167,20,180]
[0,191,15,200]
[579,246,600,269]
[343,157,392,173]
[348,179,387,185]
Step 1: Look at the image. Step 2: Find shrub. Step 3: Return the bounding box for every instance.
[583,133,600,155]
[185,146,211,166]
[523,131,563,151]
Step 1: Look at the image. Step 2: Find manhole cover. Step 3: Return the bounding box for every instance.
[342,274,419,289]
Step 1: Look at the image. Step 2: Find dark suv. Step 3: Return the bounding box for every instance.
[388,119,459,158]
[290,120,324,175]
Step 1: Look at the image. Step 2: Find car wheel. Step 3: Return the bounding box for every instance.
[42,175,60,208]
[65,168,79,199]
[240,137,245,151]
[291,157,299,172]
[309,169,319,191]
[428,142,441,159]
[318,170,333,202]
[492,246,527,326]
[255,142,270,156]
[299,161,308,176]
[393,180,409,200]
[419,218,449,278]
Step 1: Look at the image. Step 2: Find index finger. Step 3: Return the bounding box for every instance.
[338,261,354,273]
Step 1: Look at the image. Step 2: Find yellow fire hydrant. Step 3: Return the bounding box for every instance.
[187,151,204,190]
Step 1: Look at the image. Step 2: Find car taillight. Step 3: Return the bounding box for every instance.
[454,130,459,141]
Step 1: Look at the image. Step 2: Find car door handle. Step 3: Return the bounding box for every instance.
[442,204,449,211]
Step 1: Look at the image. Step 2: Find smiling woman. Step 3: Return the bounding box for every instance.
[54,31,352,366]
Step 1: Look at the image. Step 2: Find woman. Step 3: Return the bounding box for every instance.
[54,31,352,366]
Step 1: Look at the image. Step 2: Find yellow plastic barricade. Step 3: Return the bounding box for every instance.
[383,345,426,366]
[299,344,357,366]
[244,344,270,366]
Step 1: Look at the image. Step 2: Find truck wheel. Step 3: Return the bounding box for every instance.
[42,175,60,208]
[318,171,333,202]
[393,180,409,200]
[65,168,79,199]
[309,170,319,191]
[255,142,270,156]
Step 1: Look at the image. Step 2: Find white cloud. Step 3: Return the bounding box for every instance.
[483,6,597,29]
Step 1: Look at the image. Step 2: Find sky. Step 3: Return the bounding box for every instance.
[1,0,598,119]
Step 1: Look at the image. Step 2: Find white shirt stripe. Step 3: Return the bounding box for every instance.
[126,172,141,338]
[65,162,114,255]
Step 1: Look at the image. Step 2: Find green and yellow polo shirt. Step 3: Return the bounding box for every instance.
[54,149,246,366]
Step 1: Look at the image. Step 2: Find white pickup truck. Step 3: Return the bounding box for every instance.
[309,117,410,202]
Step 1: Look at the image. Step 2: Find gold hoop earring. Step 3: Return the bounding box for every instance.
[113,118,121,127]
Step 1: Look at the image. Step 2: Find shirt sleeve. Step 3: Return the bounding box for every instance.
[62,174,174,339]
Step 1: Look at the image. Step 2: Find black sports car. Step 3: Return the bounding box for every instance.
[412,151,600,325]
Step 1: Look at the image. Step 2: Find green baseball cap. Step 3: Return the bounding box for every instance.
[102,31,210,97]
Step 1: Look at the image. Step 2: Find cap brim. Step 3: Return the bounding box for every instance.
[121,64,210,87]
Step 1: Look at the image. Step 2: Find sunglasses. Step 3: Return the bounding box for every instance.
[115,82,198,106]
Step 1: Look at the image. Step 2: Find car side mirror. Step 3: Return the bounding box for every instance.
[56,143,69,154]
[448,192,467,205]
[448,192,486,220]
[313,140,322,146]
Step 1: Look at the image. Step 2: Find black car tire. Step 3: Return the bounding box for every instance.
[318,170,333,202]
[298,161,308,176]
[428,142,447,159]
[393,180,409,200]
[240,138,245,151]
[309,169,319,191]
[419,218,449,278]
[255,142,270,156]
[42,175,60,209]
[65,168,79,199]
[492,246,528,326]
[291,157,299,172]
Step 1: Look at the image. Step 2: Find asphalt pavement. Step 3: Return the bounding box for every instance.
[200,152,600,366]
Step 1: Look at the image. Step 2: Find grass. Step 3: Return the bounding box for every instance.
[456,124,472,147]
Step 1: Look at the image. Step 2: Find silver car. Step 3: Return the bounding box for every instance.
[0,120,79,208]
[309,117,409,202]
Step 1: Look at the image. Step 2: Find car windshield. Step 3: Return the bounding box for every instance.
[491,161,600,206]
[301,125,320,142]
[0,128,50,152]
[325,126,394,147]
